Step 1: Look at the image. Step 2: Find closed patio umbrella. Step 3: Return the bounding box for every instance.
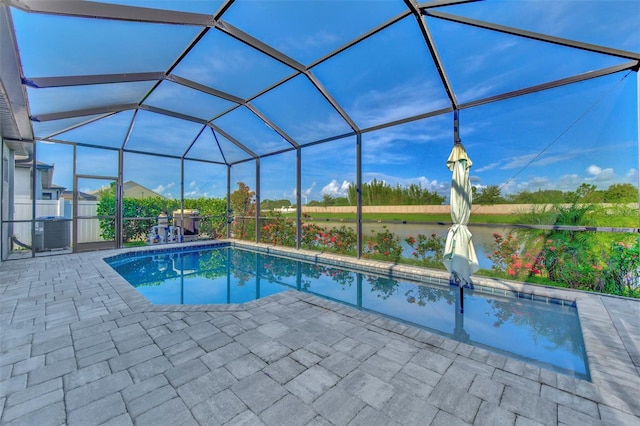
[443,142,479,292]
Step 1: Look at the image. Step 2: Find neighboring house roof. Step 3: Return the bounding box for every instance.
[123,181,165,199]
[61,191,97,201]
[88,181,166,199]
[47,184,66,190]
[14,160,53,170]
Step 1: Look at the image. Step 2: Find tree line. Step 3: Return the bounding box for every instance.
[474,183,638,205]
[299,181,637,207]
[306,179,446,207]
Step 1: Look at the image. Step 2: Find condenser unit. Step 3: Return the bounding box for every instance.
[34,217,70,251]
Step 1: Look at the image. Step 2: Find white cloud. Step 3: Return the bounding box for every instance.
[291,182,316,202]
[474,161,501,173]
[362,117,451,162]
[321,179,350,197]
[456,84,497,103]
[581,164,638,188]
[500,152,568,171]
[498,173,586,195]
[586,165,601,176]
[495,162,637,195]
[279,29,340,59]
[625,168,638,180]
[498,176,553,195]
[583,164,618,187]
[462,39,518,75]
[295,113,352,142]
[352,80,449,128]
[182,48,255,86]
[153,182,175,195]
[185,181,201,198]
[589,168,616,183]
[303,182,315,196]
[554,174,583,191]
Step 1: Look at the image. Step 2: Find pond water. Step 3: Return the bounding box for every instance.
[322,221,507,270]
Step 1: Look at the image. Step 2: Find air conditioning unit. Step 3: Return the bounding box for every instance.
[34,217,70,251]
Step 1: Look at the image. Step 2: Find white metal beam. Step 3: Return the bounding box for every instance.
[9,0,215,26]
[0,4,32,140]
[23,73,164,88]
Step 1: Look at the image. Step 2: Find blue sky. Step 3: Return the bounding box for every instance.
[14,0,640,202]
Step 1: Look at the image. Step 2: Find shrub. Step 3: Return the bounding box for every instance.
[300,223,356,254]
[363,226,402,261]
[184,197,227,238]
[97,189,227,243]
[232,217,256,241]
[487,232,543,279]
[260,214,296,247]
[97,194,179,242]
[405,233,445,267]
[602,237,640,296]
[301,222,325,249]
[324,225,357,254]
[540,234,601,289]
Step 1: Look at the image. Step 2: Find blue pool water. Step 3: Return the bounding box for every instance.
[106,246,589,379]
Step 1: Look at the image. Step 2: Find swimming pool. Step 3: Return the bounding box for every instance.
[106,245,589,379]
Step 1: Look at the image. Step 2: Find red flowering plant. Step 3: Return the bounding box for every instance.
[487,232,543,280]
[301,223,356,255]
[259,212,296,247]
[404,233,445,268]
[300,222,325,249]
[325,225,357,254]
[232,216,256,241]
[363,226,402,261]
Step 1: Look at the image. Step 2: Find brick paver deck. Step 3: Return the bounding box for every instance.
[1,241,639,425]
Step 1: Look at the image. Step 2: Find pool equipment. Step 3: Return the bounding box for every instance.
[173,209,199,241]
[148,225,181,244]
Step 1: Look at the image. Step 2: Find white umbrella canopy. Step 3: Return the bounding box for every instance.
[443,143,479,286]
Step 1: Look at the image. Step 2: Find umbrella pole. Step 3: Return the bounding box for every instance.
[454,109,461,144]
[459,284,464,314]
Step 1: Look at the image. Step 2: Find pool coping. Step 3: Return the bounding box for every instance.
[98,240,640,390]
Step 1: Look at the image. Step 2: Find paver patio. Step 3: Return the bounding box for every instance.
[1,241,639,425]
